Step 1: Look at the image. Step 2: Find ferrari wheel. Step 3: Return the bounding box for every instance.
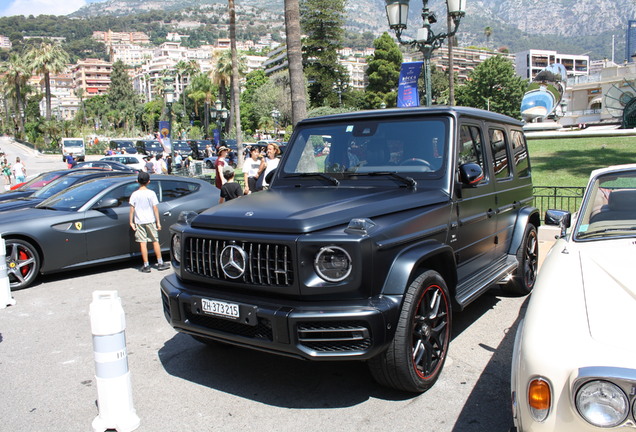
[369,269,452,393]
[5,239,40,290]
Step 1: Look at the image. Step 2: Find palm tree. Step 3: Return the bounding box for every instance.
[0,53,30,137]
[284,0,307,126]
[484,26,493,47]
[176,59,200,109]
[188,73,216,137]
[229,0,244,166]
[25,42,70,120]
[212,49,232,109]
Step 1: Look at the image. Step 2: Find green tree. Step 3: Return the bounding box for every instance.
[0,53,30,137]
[455,55,527,118]
[484,26,493,47]
[300,0,348,108]
[107,60,138,133]
[25,42,70,121]
[365,32,403,108]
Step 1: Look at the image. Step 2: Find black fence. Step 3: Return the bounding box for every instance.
[533,186,585,217]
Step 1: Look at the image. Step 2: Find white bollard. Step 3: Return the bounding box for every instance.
[90,291,140,432]
[0,236,16,309]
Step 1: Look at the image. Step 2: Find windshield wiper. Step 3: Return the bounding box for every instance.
[356,172,417,189]
[286,173,340,186]
[577,227,636,238]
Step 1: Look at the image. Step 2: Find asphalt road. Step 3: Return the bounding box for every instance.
[0,136,528,432]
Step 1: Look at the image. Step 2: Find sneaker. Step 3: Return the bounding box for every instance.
[155,262,171,271]
[140,265,151,273]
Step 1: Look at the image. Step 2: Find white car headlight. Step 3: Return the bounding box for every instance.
[172,234,181,264]
[314,246,352,282]
[576,380,628,427]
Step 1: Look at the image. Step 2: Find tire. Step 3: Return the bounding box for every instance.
[5,239,40,290]
[369,269,452,393]
[205,160,214,169]
[505,224,538,295]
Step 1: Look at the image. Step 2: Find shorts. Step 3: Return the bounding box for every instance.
[135,223,159,243]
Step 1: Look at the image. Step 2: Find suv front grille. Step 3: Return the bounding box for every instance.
[297,321,372,352]
[184,237,294,287]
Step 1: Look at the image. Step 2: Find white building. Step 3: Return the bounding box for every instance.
[515,49,589,80]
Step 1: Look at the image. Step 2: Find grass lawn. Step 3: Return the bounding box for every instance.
[528,135,636,187]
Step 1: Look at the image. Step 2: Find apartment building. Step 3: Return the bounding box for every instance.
[72,58,112,97]
[93,30,150,46]
[0,35,11,50]
[515,49,589,80]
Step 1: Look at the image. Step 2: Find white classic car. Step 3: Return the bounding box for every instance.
[511,163,636,432]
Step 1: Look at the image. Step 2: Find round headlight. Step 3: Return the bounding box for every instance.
[576,380,628,428]
[314,246,352,282]
[172,234,181,264]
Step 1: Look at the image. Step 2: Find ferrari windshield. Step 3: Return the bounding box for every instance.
[36,179,111,211]
[575,169,636,240]
[282,117,449,178]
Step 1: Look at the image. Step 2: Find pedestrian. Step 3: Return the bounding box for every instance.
[257,143,281,190]
[242,146,262,194]
[144,155,155,173]
[205,144,214,158]
[2,157,12,188]
[219,166,244,204]
[12,157,26,184]
[214,146,229,190]
[128,171,170,273]
[154,153,167,174]
[65,152,75,169]
[173,151,183,171]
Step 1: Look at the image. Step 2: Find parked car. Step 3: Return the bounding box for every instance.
[2,175,217,290]
[1,169,73,200]
[101,154,146,171]
[109,139,137,154]
[73,160,138,172]
[136,139,164,156]
[161,106,540,393]
[0,170,129,213]
[510,163,636,432]
[172,140,192,157]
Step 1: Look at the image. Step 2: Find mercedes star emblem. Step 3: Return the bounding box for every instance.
[220,244,247,279]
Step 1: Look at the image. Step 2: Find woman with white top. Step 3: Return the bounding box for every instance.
[257,143,281,190]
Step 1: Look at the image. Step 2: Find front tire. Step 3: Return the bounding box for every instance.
[505,224,538,295]
[5,239,40,290]
[369,269,452,393]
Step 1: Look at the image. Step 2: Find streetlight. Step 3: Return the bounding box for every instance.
[271,108,280,139]
[385,0,467,106]
[210,99,228,146]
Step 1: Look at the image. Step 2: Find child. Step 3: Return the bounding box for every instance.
[129,171,170,273]
[219,165,243,203]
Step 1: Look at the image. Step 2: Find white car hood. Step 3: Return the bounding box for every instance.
[579,239,636,347]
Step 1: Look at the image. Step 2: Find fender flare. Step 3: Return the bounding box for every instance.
[508,206,541,255]
[381,241,456,296]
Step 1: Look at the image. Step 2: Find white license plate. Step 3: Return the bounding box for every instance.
[201,298,240,319]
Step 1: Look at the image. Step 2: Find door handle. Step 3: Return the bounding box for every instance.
[163,211,172,216]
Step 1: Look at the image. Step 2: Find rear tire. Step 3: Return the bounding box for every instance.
[369,269,452,393]
[505,224,538,295]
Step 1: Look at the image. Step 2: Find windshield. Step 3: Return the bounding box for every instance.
[64,140,84,147]
[575,169,636,240]
[282,117,448,178]
[17,172,63,191]
[31,174,89,199]
[37,179,110,211]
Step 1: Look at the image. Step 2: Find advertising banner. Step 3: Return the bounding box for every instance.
[397,61,423,107]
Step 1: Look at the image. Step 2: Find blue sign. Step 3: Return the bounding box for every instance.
[397,61,424,107]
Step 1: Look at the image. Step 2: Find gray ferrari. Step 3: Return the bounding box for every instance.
[2,174,218,289]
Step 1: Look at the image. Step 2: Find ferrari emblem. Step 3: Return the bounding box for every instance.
[74,222,82,231]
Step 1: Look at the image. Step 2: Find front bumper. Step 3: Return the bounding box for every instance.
[160,273,402,360]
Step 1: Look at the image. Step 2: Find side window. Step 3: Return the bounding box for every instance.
[100,182,139,207]
[488,128,511,180]
[157,180,199,202]
[459,125,486,175]
[511,130,530,177]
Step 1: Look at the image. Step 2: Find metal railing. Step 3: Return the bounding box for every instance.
[533,186,585,216]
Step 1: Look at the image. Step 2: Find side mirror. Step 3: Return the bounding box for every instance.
[459,163,484,187]
[265,168,277,186]
[93,197,119,210]
[545,209,571,237]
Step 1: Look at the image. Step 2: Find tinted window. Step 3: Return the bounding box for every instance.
[99,181,141,207]
[158,180,200,201]
[511,130,530,177]
[489,128,511,180]
[459,125,487,177]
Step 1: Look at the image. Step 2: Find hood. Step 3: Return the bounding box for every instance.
[579,239,636,347]
[192,187,449,234]
[0,198,40,212]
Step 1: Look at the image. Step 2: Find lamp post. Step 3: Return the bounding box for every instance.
[210,99,228,146]
[385,0,467,106]
[271,108,280,139]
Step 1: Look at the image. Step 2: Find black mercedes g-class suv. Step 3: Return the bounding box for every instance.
[161,106,539,393]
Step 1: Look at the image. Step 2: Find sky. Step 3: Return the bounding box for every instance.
[0,0,104,17]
